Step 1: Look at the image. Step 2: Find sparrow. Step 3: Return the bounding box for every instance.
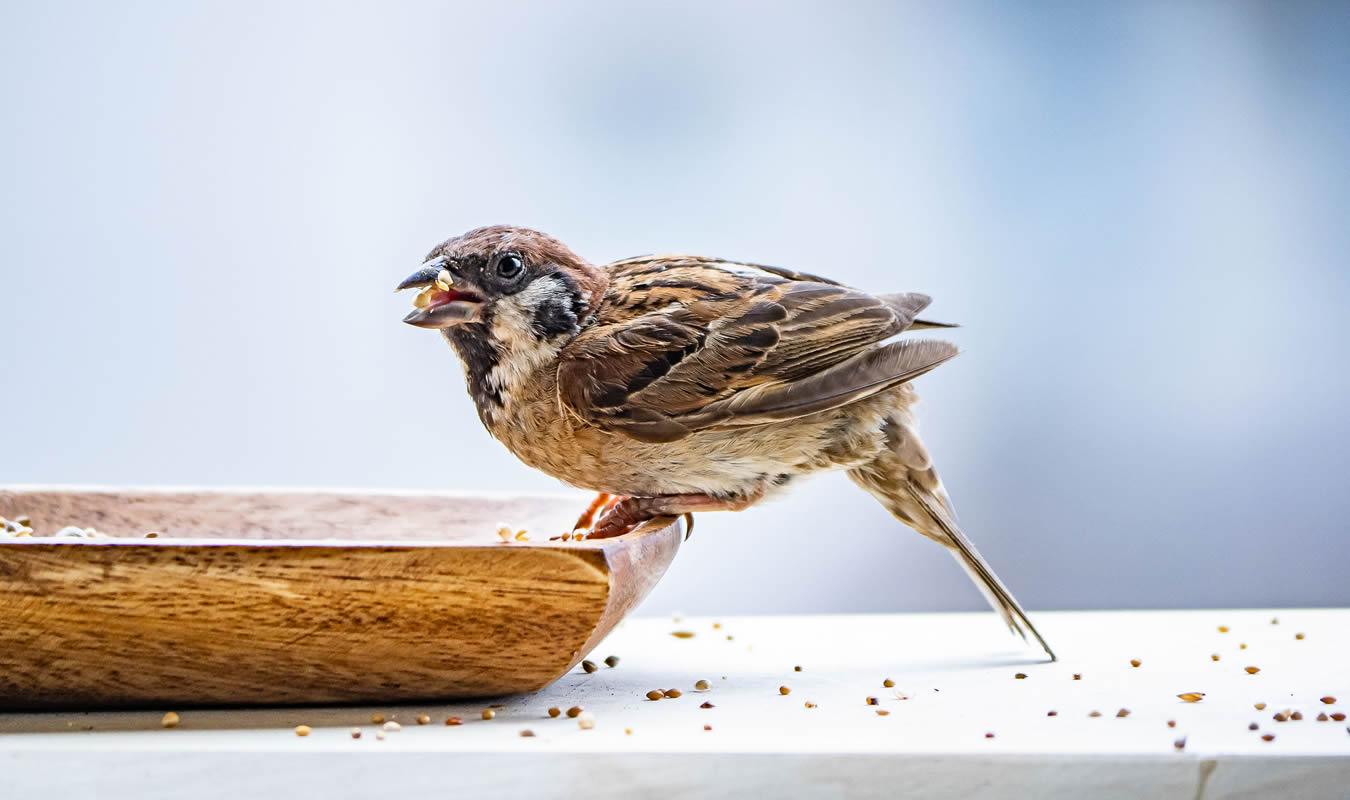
[398,225,1054,660]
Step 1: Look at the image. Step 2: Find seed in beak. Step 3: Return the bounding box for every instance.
[436,269,453,291]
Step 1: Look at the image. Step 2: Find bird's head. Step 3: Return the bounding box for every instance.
[397,225,607,341]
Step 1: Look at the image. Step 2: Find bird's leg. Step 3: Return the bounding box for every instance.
[587,489,764,540]
[572,493,612,532]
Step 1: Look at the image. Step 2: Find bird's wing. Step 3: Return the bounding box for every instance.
[557,257,959,443]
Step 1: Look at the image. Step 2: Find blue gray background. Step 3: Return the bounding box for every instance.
[2,1,1347,616]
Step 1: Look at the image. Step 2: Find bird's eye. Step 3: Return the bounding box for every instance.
[496,253,524,279]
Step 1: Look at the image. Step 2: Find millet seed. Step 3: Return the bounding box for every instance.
[779,686,791,695]
[566,706,582,718]
[581,660,598,673]
[295,725,311,737]
[547,708,561,718]
[481,710,495,721]
[161,712,180,729]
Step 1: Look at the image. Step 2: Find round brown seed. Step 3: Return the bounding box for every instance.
[1317,713,1329,722]
[794,666,802,672]
[566,706,582,717]
[520,729,535,737]
[1255,703,1267,710]
[671,631,695,639]
[1291,711,1303,720]
[779,686,791,695]
[370,714,385,724]
[876,710,890,716]
[1048,711,1058,717]
[985,732,995,739]
[1089,711,1102,717]
[804,702,817,709]
[1211,654,1220,661]
[1245,666,1260,674]
[1321,696,1337,704]
[1295,633,1305,640]
[700,701,714,709]
[416,714,430,725]
[1129,660,1141,668]
[161,712,180,729]
[445,717,462,726]
[665,689,683,698]
[1174,737,1186,750]
[1116,708,1130,718]
[350,728,361,739]
[1015,673,1027,680]
[1262,733,1275,741]
[1073,674,1082,680]
[883,679,895,688]
[1331,713,1347,722]
[481,710,495,721]
[1218,625,1229,632]
[295,725,311,737]
[604,655,620,668]
[1178,693,1205,703]
[1166,720,1176,727]
[547,707,561,718]
[646,691,665,701]
[695,680,710,691]
[582,660,598,673]
[866,697,878,705]
[1249,722,1259,730]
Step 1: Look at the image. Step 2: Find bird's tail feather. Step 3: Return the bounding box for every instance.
[846,418,1055,661]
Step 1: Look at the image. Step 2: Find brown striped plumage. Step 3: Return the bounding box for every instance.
[398,225,1054,660]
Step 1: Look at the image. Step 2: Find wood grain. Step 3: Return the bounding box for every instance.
[0,486,683,710]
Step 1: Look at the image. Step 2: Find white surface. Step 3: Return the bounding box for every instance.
[2,610,1348,798]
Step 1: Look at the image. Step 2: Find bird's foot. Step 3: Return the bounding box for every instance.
[586,489,764,540]
[572,493,613,533]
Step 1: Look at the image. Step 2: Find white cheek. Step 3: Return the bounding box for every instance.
[485,277,570,403]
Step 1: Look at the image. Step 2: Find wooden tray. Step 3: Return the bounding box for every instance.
[0,486,683,710]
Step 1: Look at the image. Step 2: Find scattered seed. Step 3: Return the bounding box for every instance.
[1130,660,1141,668]
[1211,654,1220,661]
[144,532,158,538]
[350,728,362,739]
[415,714,430,725]
[1249,723,1259,730]
[1073,674,1082,680]
[566,706,582,718]
[695,680,710,691]
[1332,713,1347,722]
[1295,633,1305,640]
[1245,666,1260,674]
[666,689,683,699]
[1318,713,1330,722]
[671,631,695,639]
[1178,693,1205,703]
[1255,703,1267,710]
[883,678,895,688]
[295,725,312,737]
[1089,711,1102,718]
[1271,617,1279,625]
[985,732,995,739]
[625,728,632,735]
[161,712,180,729]
[1048,711,1058,717]
[496,526,513,543]
[520,729,535,737]
[646,691,665,701]
[604,655,620,668]
[1273,712,1289,722]
[876,710,890,716]
[577,712,595,730]
[712,622,721,629]
[547,708,561,718]
[779,686,791,695]
[514,529,528,541]
[1166,720,1176,728]
[1174,737,1187,750]
[700,702,714,709]
[371,714,386,724]
[1240,643,1247,649]
[445,717,462,726]
[804,702,817,709]
[703,725,712,731]
[1291,711,1304,720]
[1218,626,1229,633]
[1015,673,1027,680]
[581,660,598,673]
[1262,733,1275,741]
[1116,708,1130,718]
[1321,696,1337,704]
[866,697,878,706]
[383,721,401,731]
[481,710,494,721]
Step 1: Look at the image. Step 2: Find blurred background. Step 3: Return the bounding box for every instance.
[2,1,1347,616]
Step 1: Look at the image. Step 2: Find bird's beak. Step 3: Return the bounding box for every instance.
[396,258,485,329]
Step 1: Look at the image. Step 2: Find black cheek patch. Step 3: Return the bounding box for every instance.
[530,294,579,339]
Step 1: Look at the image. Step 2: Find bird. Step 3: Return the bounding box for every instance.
[397,224,1054,660]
